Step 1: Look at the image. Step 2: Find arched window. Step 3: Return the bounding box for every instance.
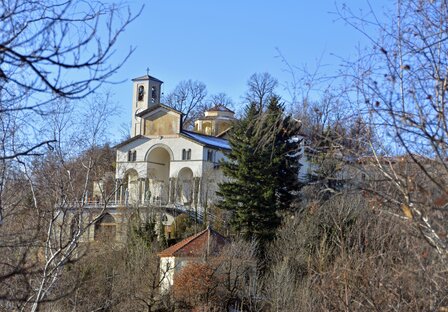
[204,123,212,135]
[151,86,157,102]
[138,85,144,101]
[94,213,116,242]
[182,149,191,160]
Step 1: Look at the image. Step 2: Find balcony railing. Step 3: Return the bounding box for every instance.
[57,199,217,224]
[59,197,176,209]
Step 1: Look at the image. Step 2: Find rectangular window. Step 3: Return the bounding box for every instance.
[207,150,214,162]
[182,149,191,160]
[128,150,137,162]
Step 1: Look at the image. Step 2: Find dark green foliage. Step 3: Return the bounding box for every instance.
[304,116,374,202]
[173,213,195,239]
[131,218,157,248]
[263,97,302,210]
[158,219,168,249]
[218,96,301,252]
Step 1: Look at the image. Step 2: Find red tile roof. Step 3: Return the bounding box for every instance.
[158,227,227,258]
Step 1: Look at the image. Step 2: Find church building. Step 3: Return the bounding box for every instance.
[113,74,235,212]
[68,73,308,243]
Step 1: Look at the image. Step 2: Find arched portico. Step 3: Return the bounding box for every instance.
[124,169,139,205]
[146,145,172,204]
[177,167,194,205]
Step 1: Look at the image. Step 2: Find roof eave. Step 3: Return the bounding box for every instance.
[113,134,145,149]
[180,132,231,151]
[131,75,164,83]
[136,103,183,117]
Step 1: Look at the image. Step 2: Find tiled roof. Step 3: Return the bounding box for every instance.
[158,227,227,258]
[196,115,235,121]
[207,104,234,114]
[132,74,163,83]
[136,103,183,117]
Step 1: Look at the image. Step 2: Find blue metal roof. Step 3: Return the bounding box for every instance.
[182,130,230,150]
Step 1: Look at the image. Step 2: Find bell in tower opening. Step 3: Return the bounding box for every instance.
[151,86,157,103]
[138,85,144,101]
[131,74,164,137]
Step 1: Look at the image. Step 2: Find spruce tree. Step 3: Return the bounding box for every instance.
[218,96,301,252]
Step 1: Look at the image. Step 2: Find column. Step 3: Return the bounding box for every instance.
[121,179,127,206]
[193,177,200,209]
[116,179,124,204]
[138,178,145,204]
[144,178,150,204]
[114,179,120,203]
[169,177,177,204]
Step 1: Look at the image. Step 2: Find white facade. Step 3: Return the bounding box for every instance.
[159,256,176,293]
[114,75,232,211]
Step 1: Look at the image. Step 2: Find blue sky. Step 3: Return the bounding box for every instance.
[104,0,392,139]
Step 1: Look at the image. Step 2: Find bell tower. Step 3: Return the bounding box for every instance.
[131,74,163,137]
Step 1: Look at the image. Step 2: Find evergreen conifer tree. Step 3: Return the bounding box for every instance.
[218,96,301,252]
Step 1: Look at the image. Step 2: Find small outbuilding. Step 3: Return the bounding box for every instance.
[157,226,227,293]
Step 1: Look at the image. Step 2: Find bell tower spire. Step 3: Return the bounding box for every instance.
[130,73,163,137]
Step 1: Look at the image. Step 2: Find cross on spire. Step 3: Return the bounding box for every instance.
[146,67,150,75]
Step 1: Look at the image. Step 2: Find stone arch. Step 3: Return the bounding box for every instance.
[94,213,116,242]
[177,167,194,205]
[202,121,213,135]
[145,144,174,161]
[160,212,176,239]
[146,145,172,204]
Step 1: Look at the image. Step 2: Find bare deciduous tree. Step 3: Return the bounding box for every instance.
[245,72,278,111]
[339,0,448,258]
[0,93,121,310]
[0,7,137,269]
[162,79,208,128]
[51,225,173,312]
[208,92,235,109]
[268,192,448,311]
[172,238,261,312]
[0,0,140,219]
[0,1,138,308]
